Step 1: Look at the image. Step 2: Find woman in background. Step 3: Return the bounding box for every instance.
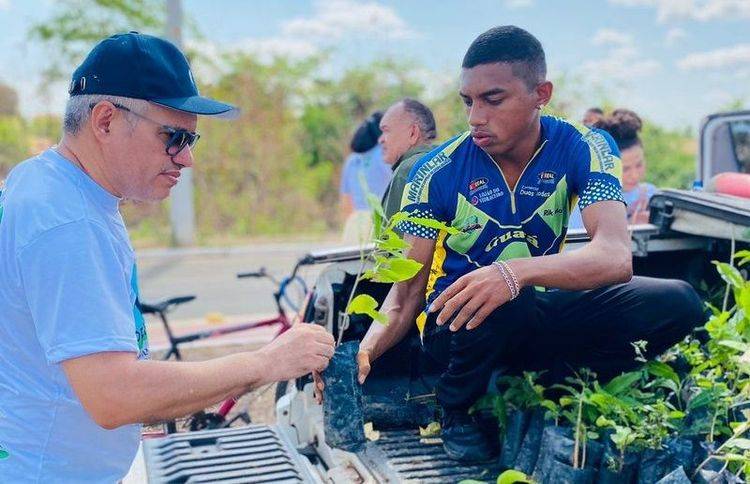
[569,109,655,228]
[339,111,392,244]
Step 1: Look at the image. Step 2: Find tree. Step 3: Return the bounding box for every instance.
[27,0,165,85]
[0,83,19,116]
[0,116,30,179]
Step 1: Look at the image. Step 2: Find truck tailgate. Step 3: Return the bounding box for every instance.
[358,429,502,483]
[140,425,321,483]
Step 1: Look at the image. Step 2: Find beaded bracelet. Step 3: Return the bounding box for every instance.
[492,260,520,300]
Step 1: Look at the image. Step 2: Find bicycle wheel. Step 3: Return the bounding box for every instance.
[279,276,307,315]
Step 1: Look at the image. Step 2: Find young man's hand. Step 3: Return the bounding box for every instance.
[259,324,335,383]
[428,264,515,331]
[312,348,372,404]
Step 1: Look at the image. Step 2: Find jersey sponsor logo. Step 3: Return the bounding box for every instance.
[520,185,552,198]
[583,131,616,173]
[459,215,482,233]
[472,187,503,204]
[469,177,489,193]
[407,152,452,202]
[543,207,564,217]
[485,230,539,251]
[539,170,557,184]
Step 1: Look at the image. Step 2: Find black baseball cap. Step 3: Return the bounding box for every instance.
[69,31,238,118]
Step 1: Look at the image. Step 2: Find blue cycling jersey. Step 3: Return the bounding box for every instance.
[397,115,625,333]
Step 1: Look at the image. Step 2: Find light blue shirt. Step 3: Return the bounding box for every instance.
[0,149,148,482]
[339,144,392,210]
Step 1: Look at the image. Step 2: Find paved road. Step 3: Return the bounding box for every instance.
[136,239,341,324]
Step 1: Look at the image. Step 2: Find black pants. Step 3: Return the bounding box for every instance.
[422,276,705,412]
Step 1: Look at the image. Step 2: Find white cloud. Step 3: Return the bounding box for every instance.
[280,0,417,41]
[608,0,750,22]
[583,29,660,83]
[665,27,686,46]
[189,0,417,68]
[504,0,535,8]
[678,44,750,70]
[707,89,731,103]
[580,31,661,85]
[236,38,320,62]
[592,28,633,47]
[581,57,661,82]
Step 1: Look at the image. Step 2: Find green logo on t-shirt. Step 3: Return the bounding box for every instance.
[0,444,9,459]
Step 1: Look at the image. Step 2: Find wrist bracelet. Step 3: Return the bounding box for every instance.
[492,261,519,300]
[497,260,521,296]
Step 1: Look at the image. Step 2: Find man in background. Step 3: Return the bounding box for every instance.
[379,98,438,220]
[583,106,604,126]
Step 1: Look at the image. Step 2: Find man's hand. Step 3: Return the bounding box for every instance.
[259,324,335,383]
[429,264,514,332]
[312,348,372,404]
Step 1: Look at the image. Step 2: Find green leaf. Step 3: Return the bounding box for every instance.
[403,216,460,234]
[712,261,744,288]
[419,421,441,437]
[346,294,387,325]
[378,230,409,252]
[727,438,750,450]
[604,372,641,395]
[497,470,531,484]
[688,389,718,411]
[387,258,423,279]
[718,340,750,352]
[366,193,386,238]
[646,361,681,387]
[716,453,750,463]
[596,415,616,428]
[734,250,750,266]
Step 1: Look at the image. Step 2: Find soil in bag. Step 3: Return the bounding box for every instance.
[500,408,530,469]
[637,438,694,484]
[513,408,548,474]
[533,426,603,483]
[654,466,691,484]
[322,341,365,451]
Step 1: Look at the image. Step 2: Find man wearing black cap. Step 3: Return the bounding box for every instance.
[0,32,334,482]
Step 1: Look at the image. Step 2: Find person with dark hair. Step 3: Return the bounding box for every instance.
[340,111,392,243]
[351,111,384,153]
[344,26,703,462]
[583,106,604,126]
[379,98,438,220]
[570,108,655,227]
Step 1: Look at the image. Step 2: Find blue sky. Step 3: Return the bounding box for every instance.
[1,0,748,130]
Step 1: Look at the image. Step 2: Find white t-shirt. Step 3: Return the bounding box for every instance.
[0,149,148,482]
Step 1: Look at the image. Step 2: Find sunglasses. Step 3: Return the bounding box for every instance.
[90,102,201,157]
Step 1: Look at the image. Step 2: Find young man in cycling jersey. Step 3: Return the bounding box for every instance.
[350,26,704,463]
[0,33,334,482]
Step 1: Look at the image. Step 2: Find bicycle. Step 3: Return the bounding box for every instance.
[137,265,308,433]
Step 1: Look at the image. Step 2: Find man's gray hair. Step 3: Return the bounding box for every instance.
[402,98,437,142]
[63,94,149,135]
